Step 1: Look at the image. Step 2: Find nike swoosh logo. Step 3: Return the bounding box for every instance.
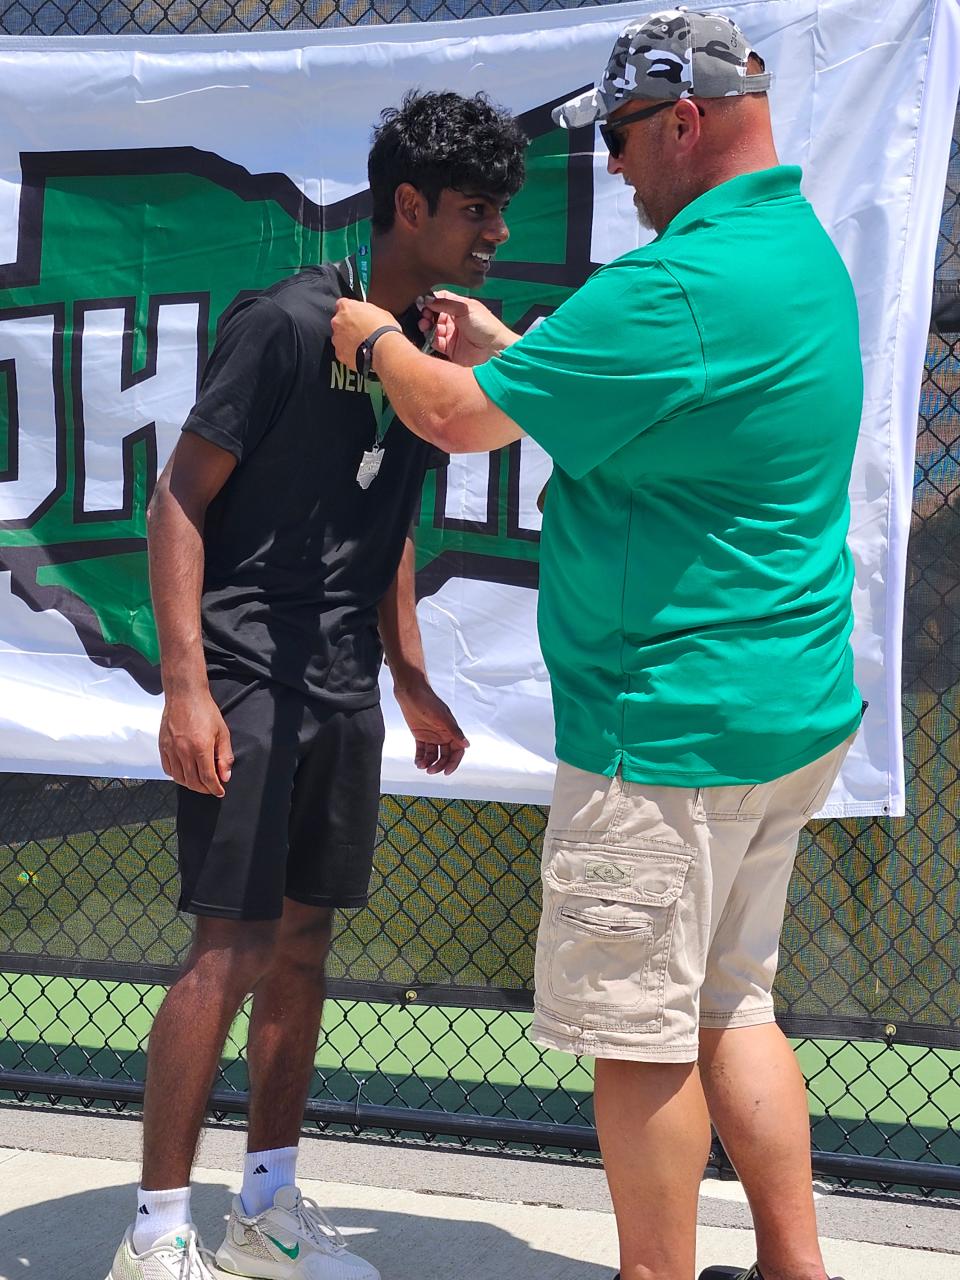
[265,1234,300,1260]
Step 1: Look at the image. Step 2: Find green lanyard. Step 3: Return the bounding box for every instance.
[353,242,397,446]
[356,241,371,298]
[351,236,437,447]
[367,380,395,447]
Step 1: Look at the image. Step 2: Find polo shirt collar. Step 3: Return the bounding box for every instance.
[658,165,803,240]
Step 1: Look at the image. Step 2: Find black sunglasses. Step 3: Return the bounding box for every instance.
[599,100,705,159]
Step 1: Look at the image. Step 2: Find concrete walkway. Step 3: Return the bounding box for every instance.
[0,1107,957,1279]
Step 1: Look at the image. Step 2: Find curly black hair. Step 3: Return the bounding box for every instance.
[368,90,527,233]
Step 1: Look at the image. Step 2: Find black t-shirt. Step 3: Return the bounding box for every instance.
[182,261,442,705]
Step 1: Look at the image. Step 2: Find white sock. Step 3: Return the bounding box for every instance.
[132,1185,192,1255]
[241,1146,299,1217]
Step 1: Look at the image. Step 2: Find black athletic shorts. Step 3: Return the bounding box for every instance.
[176,676,385,920]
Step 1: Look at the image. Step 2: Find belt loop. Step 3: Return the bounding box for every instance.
[607,766,628,841]
[692,786,706,821]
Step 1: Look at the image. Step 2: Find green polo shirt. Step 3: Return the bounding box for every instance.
[474,166,863,786]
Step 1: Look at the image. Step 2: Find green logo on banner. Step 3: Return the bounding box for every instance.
[0,99,596,690]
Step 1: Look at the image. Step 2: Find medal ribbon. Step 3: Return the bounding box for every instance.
[353,241,397,446]
[367,379,395,447]
[351,237,434,448]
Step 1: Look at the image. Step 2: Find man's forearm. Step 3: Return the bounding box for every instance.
[146,484,209,698]
[378,533,428,692]
[371,333,523,454]
[331,296,524,451]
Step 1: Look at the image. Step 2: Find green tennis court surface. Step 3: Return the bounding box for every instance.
[2,972,958,1170]
[2,797,959,1173]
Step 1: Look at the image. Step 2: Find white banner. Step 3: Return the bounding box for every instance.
[0,0,956,815]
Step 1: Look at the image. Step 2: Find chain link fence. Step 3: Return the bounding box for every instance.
[0,0,608,33]
[1,0,959,1197]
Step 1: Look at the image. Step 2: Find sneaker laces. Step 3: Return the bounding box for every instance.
[148,1228,216,1280]
[293,1194,348,1254]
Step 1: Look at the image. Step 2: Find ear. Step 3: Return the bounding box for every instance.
[671,99,703,155]
[394,182,429,233]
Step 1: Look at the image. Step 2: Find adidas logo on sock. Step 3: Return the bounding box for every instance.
[253,1164,269,1175]
[138,1205,150,1215]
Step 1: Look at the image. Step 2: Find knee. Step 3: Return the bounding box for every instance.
[273,904,334,978]
[185,918,280,997]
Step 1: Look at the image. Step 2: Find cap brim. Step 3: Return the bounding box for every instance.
[552,87,606,130]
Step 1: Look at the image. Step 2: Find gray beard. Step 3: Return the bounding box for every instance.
[634,193,655,231]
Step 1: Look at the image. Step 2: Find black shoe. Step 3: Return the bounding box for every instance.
[698,1270,846,1280]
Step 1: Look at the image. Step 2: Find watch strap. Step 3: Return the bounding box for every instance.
[357,324,402,378]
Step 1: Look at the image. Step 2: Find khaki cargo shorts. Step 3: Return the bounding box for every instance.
[531,737,854,1063]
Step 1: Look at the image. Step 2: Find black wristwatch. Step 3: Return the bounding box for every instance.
[356,324,402,380]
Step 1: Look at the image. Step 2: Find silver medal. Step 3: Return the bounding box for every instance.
[356,446,384,489]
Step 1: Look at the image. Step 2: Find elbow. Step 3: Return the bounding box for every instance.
[146,477,169,533]
[421,407,461,454]
[423,399,490,453]
[410,363,487,452]
[146,473,206,541]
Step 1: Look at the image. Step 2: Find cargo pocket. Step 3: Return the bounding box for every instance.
[537,838,695,1034]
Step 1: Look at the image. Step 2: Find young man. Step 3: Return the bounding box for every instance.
[107,90,526,1280]
[332,13,861,1280]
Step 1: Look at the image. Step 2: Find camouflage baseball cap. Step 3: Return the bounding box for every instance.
[553,9,772,129]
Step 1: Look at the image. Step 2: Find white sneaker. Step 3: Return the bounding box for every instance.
[106,1225,218,1280]
[215,1186,380,1279]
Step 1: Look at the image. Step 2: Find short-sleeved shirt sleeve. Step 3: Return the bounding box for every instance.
[182,295,298,461]
[473,259,706,479]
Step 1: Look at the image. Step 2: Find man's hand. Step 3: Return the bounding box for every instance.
[417,291,519,366]
[394,678,469,775]
[159,690,234,797]
[332,299,398,371]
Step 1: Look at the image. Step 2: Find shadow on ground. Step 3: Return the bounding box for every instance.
[0,1179,617,1280]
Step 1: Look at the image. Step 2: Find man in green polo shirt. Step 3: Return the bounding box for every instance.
[332,12,861,1280]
